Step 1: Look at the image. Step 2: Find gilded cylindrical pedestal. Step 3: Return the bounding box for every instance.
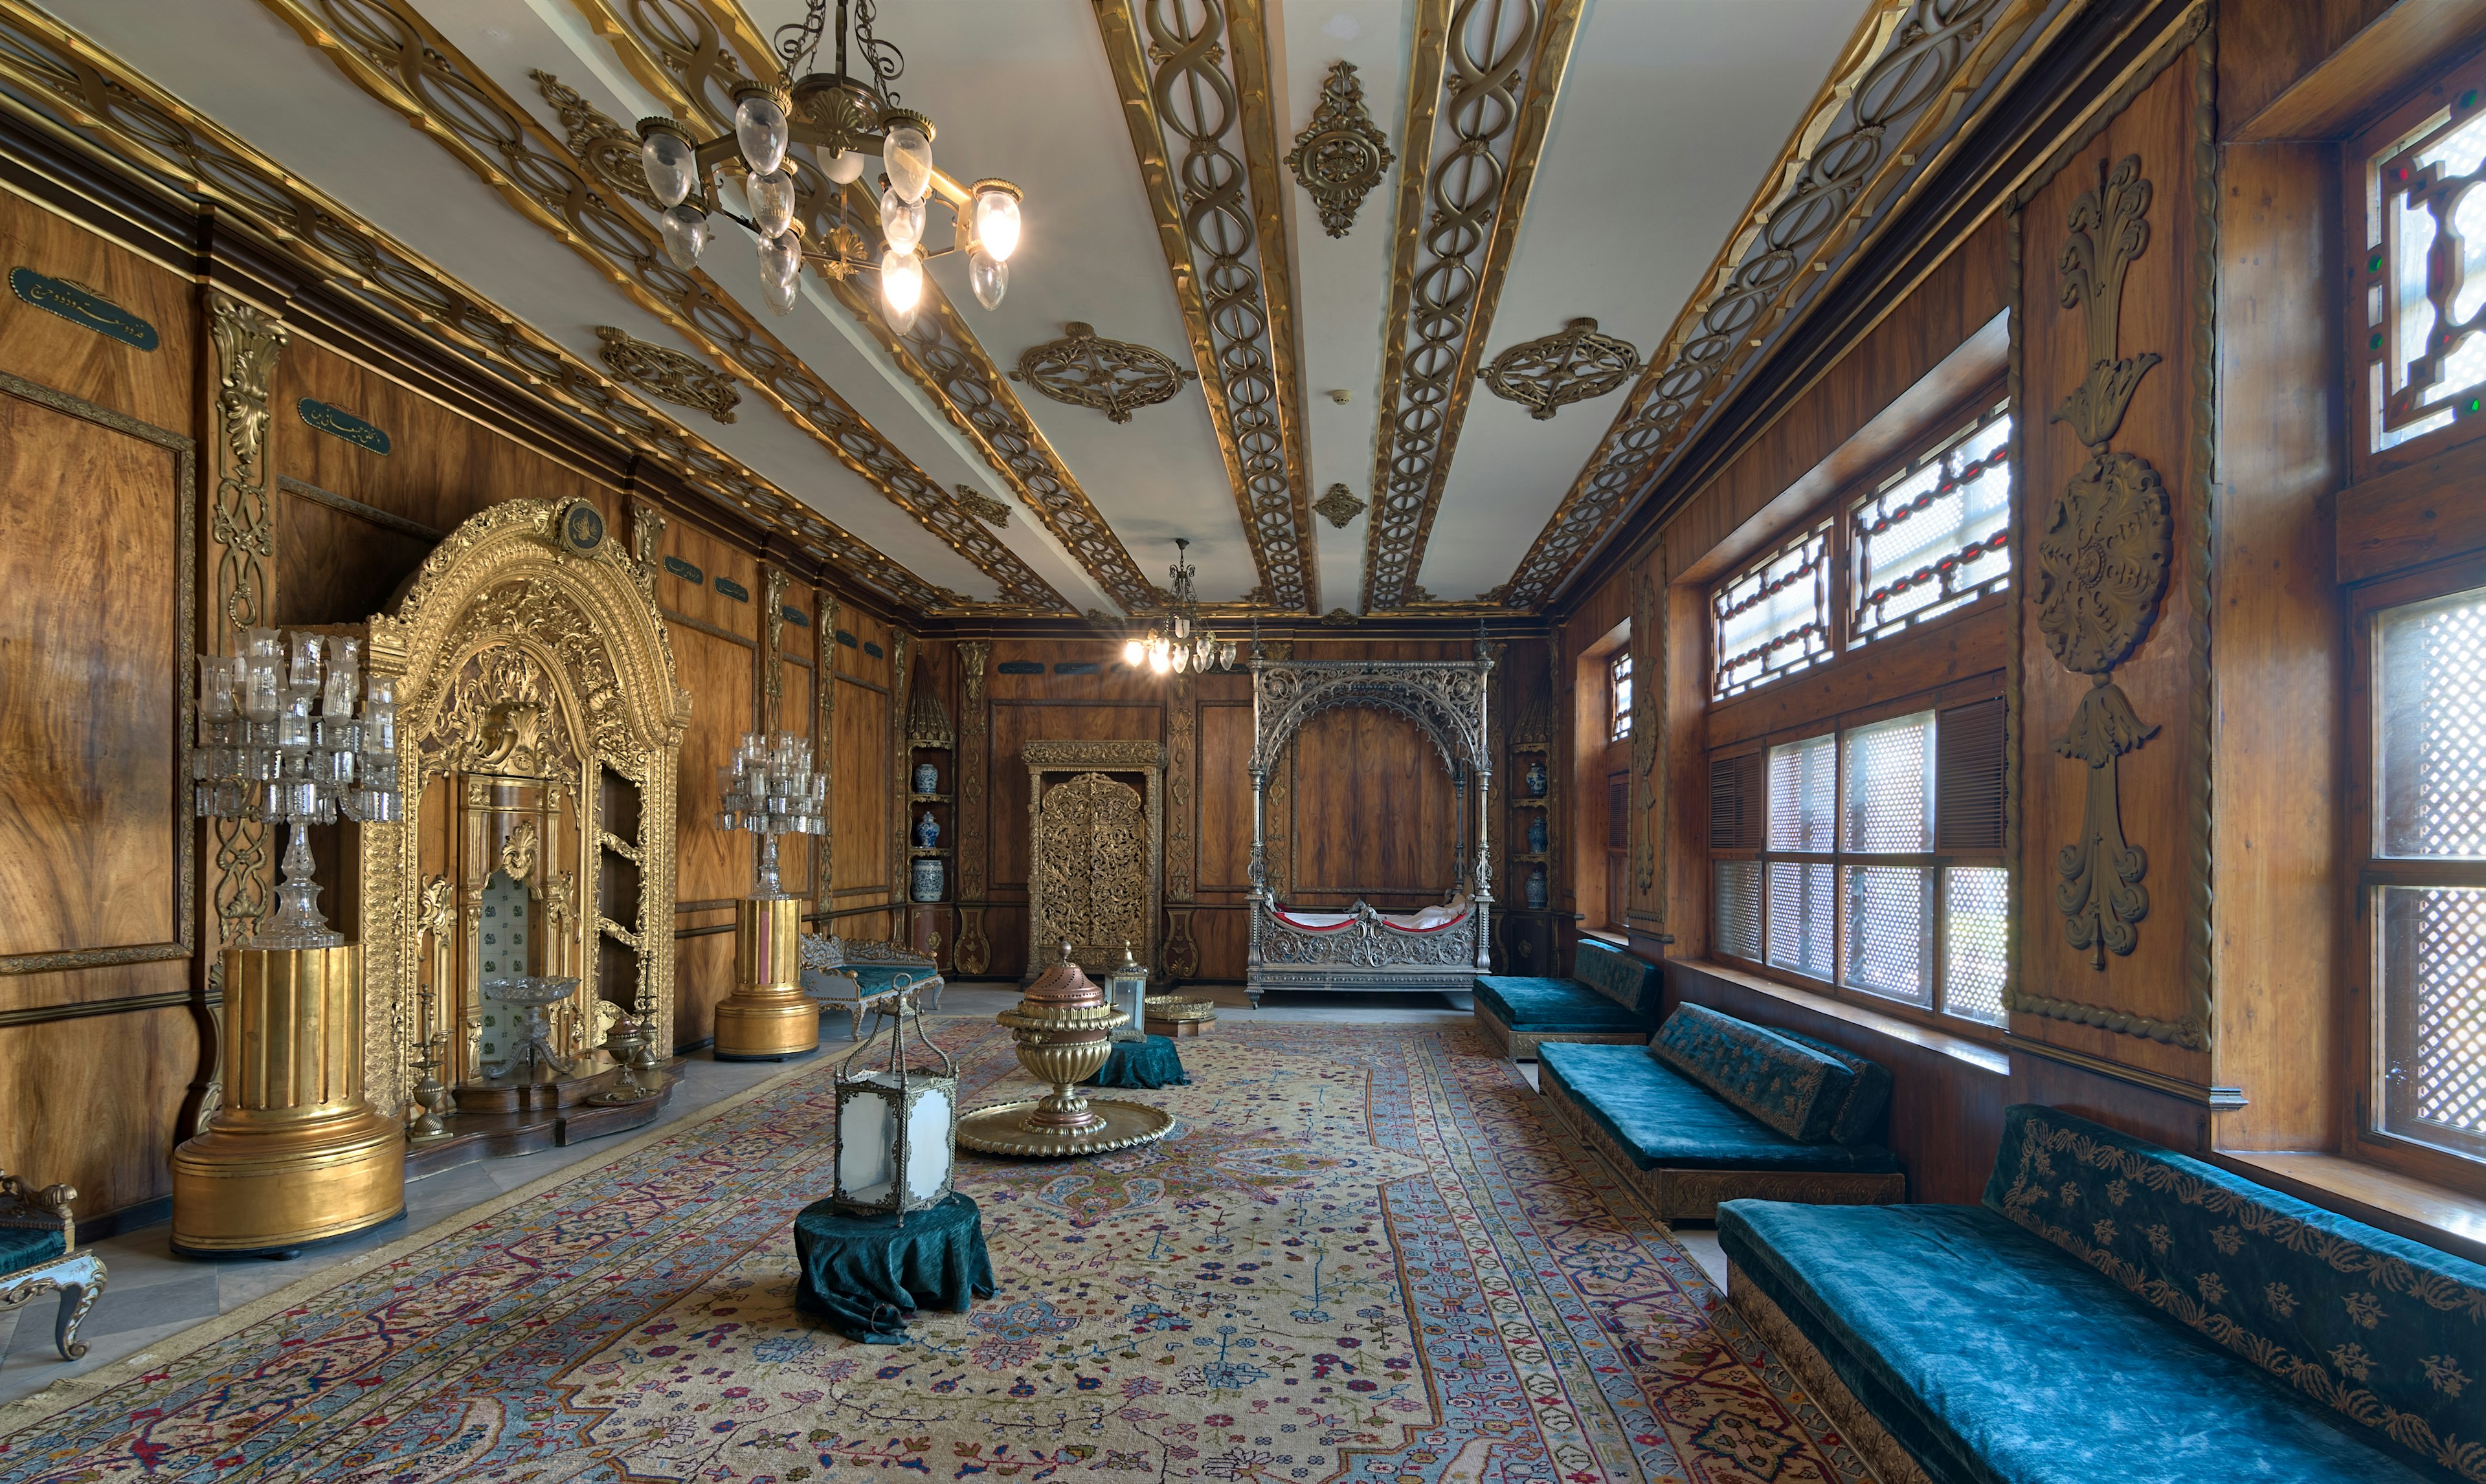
[713,894,819,1061]
[172,945,405,1256]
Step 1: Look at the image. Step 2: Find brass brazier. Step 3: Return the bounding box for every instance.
[956,944,1174,1157]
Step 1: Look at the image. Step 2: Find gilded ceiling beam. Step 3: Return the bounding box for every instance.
[566,0,1164,615]
[1361,0,1585,612]
[1092,0,1320,614]
[253,0,1072,612]
[1499,0,2065,610]
[0,0,980,615]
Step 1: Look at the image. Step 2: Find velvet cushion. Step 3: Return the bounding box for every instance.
[0,1226,63,1274]
[1473,977,1650,1034]
[1771,1028,1894,1147]
[1539,1043,1899,1173]
[1719,1200,2437,1484]
[1571,940,1661,1016]
[1083,1035,1189,1089]
[1984,1104,2486,1479]
[1649,1004,1856,1144]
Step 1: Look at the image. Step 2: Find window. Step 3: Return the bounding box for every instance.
[1708,697,2007,1026]
[1608,651,1633,741]
[2364,89,2486,451]
[2366,582,2486,1166]
[1710,395,2013,700]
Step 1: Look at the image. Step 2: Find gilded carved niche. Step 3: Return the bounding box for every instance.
[1023,741,1166,985]
[359,499,689,1116]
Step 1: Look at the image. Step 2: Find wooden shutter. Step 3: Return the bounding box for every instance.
[1708,751,1764,849]
[1607,771,1629,849]
[1936,698,2006,852]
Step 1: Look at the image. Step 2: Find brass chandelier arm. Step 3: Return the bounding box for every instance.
[0,1,970,614]
[1498,0,2068,611]
[1361,0,1587,612]
[572,0,1159,615]
[251,0,1072,614]
[1091,0,1319,615]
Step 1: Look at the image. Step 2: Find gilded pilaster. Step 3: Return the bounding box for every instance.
[815,592,839,913]
[889,632,913,923]
[761,564,787,734]
[955,641,991,975]
[203,291,288,947]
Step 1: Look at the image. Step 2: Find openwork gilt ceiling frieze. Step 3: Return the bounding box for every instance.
[1363,0,1585,611]
[1288,60,1393,237]
[593,326,741,424]
[0,3,969,614]
[1093,0,1318,612]
[1011,323,1197,425]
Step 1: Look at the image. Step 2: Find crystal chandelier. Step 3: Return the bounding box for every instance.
[719,731,828,895]
[635,0,1024,327]
[1123,538,1237,675]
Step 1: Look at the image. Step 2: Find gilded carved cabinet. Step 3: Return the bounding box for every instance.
[1022,740,1165,985]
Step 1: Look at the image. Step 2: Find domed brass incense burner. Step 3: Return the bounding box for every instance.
[956,944,1175,1157]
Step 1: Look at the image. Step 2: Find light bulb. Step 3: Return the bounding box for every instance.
[824,147,866,184]
[659,205,709,269]
[969,247,1007,310]
[759,270,799,315]
[638,124,695,208]
[735,91,789,176]
[881,247,923,318]
[759,230,803,288]
[748,170,796,239]
[1123,637,1144,665]
[973,184,1021,262]
[884,125,932,205]
[1148,635,1170,673]
[1172,644,1190,673]
[879,187,924,256]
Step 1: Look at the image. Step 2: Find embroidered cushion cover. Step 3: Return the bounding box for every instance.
[1571,940,1661,1016]
[1771,1028,1895,1146]
[1473,977,1650,1034]
[1984,1103,2486,1481]
[1541,1043,1900,1173]
[1648,1004,1857,1145]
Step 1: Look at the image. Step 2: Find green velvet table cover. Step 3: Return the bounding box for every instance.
[792,1192,996,1344]
[1083,1035,1189,1089]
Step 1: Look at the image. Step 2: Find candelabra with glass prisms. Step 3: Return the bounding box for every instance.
[192,628,403,946]
[172,626,408,1257]
[714,731,829,1060]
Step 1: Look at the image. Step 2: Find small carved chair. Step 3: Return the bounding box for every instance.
[799,934,943,1041]
[0,1172,105,1358]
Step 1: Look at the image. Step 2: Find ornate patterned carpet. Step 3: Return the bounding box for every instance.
[0,1022,1878,1483]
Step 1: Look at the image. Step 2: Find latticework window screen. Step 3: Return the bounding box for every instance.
[1850,402,2014,647]
[1708,702,2007,1026]
[2375,585,2486,1159]
[1609,652,1633,741]
[1712,522,1832,700]
[2368,98,2486,450]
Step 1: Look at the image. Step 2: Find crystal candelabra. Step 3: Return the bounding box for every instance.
[191,628,403,947]
[719,731,827,896]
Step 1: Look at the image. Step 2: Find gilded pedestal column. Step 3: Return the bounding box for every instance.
[713,894,818,1060]
[170,945,405,1256]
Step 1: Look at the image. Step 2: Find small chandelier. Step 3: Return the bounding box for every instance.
[1123,538,1237,676]
[634,0,1024,327]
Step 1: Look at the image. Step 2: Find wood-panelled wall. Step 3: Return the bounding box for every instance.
[912,634,1549,984]
[0,179,911,1221]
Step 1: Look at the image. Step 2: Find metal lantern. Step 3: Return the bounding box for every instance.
[831,986,959,1221]
[1106,940,1150,1043]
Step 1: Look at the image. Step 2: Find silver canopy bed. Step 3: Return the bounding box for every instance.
[1245,645,1495,1007]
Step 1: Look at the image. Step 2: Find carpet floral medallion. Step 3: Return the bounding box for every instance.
[0,1023,1878,1483]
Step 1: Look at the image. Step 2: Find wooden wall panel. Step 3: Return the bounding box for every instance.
[1286,709,1459,905]
[1196,701,1257,893]
[831,675,892,902]
[0,190,195,430]
[989,699,1164,891]
[0,1006,203,1220]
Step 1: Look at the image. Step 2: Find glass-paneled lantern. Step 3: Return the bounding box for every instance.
[1106,941,1150,1043]
[831,986,959,1221]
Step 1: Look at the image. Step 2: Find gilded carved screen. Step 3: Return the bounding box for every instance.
[1022,740,1165,983]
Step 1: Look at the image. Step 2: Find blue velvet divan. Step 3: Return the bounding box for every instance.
[1539,1001,1905,1218]
[1472,938,1663,1057]
[1721,1103,2486,1484]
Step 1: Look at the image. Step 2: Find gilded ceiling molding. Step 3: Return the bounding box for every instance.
[252,0,1069,612]
[1092,0,1319,613]
[0,4,970,613]
[1503,0,2061,610]
[533,8,1156,617]
[530,69,656,209]
[1482,318,1638,421]
[1288,60,1393,236]
[1011,322,1198,423]
[594,326,741,423]
[1363,0,1587,610]
[952,484,1011,527]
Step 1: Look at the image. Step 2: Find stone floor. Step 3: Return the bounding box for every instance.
[0,991,1725,1408]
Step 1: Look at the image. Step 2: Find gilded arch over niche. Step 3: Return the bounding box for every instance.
[358,498,689,1116]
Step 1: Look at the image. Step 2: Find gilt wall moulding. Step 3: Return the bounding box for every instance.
[1288,60,1394,236]
[1482,318,1639,421]
[593,327,741,425]
[2039,153,2170,973]
[1010,324,1198,424]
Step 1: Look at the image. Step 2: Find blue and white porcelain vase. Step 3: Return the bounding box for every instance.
[911,856,945,903]
[914,809,941,848]
[912,761,939,796]
[1524,865,1549,910]
[1525,757,1547,797]
[1526,814,1547,855]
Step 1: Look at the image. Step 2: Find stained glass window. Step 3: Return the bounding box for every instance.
[2368,96,2486,449]
[1711,522,1831,700]
[1609,652,1633,742]
[1850,402,2013,647]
